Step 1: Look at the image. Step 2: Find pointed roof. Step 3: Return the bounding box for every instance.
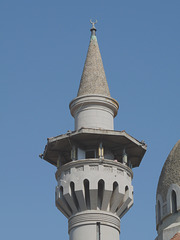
[157,140,180,201]
[77,22,110,97]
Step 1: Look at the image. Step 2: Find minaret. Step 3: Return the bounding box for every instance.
[41,21,147,240]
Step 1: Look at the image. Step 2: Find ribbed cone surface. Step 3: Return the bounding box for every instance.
[77,35,110,97]
[157,140,180,201]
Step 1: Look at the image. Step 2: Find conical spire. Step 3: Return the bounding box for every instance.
[77,21,110,97]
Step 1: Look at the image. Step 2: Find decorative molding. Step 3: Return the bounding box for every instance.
[68,210,120,233]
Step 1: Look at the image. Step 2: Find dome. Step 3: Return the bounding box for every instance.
[157,140,180,201]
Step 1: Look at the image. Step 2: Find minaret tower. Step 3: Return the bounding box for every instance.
[41,21,147,240]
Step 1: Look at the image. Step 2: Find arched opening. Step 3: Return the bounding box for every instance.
[84,179,90,209]
[113,182,118,191]
[70,181,80,211]
[172,190,177,213]
[125,186,129,192]
[157,201,161,223]
[60,186,63,196]
[98,179,104,210]
[110,182,119,209]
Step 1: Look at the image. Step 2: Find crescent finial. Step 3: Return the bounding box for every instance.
[90,19,97,29]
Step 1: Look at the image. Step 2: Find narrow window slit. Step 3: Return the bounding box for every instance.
[125,186,129,192]
[110,182,118,207]
[84,179,90,209]
[70,182,80,211]
[98,180,104,210]
[157,201,161,223]
[172,190,177,213]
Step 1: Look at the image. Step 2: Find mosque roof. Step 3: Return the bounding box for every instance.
[77,22,110,97]
[157,140,180,201]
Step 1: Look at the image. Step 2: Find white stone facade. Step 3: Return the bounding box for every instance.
[55,159,133,240]
[69,95,119,130]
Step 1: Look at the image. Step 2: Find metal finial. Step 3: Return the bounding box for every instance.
[90,19,97,29]
[90,19,97,37]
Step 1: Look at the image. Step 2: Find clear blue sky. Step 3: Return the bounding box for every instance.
[1,1,180,239]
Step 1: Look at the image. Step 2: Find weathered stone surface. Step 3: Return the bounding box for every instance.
[157,140,180,201]
[77,35,110,97]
